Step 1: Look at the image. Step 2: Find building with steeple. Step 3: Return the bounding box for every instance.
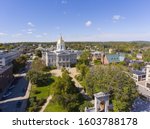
[42,36,77,69]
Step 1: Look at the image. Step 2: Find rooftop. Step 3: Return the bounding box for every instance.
[0,65,12,74]
[94,92,110,97]
[132,70,146,76]
[106,54,121,63]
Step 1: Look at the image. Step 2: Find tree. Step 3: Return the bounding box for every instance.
[35,50,42,58]
[78,64,89,79]
[31,58,46,72]
[12,54,27,73]
[26,70,50,86]
[94,59,101,65]
[132,62,144,70]
[143,49,150,62]
[78,50,90,65]
[79,101,93,112]
[84,65,138,111]
[50,70,84,111]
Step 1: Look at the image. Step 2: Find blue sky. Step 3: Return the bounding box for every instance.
[0,0,150,42]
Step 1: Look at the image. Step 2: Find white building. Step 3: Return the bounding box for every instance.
[42,36,77,69]
[146,65,150,82]
[132,70,146,82]
[0,51,21,66]
[136,65,150,98]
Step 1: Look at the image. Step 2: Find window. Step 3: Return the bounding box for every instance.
[59,57,61,61]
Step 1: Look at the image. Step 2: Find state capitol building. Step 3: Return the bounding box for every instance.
[42,36,77,69]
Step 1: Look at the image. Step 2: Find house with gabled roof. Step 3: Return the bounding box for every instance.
[101,53,125,64]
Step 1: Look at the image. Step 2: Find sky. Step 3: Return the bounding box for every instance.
[0,0,150,42]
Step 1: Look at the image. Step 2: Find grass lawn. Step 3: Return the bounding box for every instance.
[30,85,50,99]
[27,76,58,111]
[30,76,57,99]
[44,102,67,112]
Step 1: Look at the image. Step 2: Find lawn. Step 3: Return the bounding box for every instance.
[30,76,56,99]
[44,102,67,112]
[27,76,57,112]
[30,85,50,99]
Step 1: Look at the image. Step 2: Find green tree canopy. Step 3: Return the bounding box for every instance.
[143,49,150,62]
[35,50,42,58]
[26,70,50,86]
[84,65,138,111]
[31,58,46,72]
[12,54,28,73]
[78,50,90,65]
[50,70,84,111]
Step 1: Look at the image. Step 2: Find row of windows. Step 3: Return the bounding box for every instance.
[49,59,56,63]
[59,58,70,61]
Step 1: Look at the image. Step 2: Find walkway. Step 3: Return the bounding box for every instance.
[40,95,52,112]
[51,67,90,100]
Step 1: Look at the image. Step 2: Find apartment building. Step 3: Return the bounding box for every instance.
[0,51,20,66]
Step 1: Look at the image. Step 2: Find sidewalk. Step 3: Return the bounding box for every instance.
[40,95,52,112]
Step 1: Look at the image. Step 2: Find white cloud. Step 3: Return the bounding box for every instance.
[85,21,92,27]
[26,28,35,34]
[0,33,8,36]
[112,15,125,22]
[27,22,35,27]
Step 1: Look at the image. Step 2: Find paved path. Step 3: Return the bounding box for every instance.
[40,95,52,112]
[51,67,90,99]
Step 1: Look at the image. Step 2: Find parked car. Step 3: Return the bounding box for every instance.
[2,92,12,99]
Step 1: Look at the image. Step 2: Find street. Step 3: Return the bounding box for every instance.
[0,61,32,112]
[0,76,29,112]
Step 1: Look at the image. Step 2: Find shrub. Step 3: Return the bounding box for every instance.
[33,90,41,94]
[38,98,46,106]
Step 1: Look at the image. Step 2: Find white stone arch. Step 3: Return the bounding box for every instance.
[94,92,110,112]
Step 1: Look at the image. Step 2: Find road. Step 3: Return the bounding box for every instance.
[0,76,31,111]
[0,61,32,112]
